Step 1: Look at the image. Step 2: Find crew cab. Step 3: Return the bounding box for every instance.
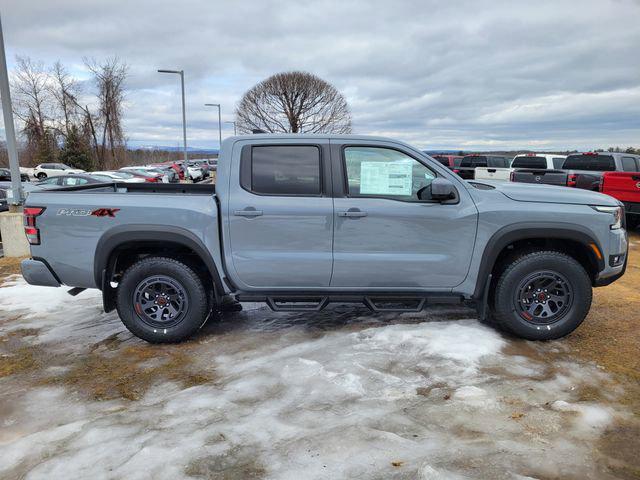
[33,163,85,180]
[600,171,640,229]
[456,155,511,180]
[21,135,628,344]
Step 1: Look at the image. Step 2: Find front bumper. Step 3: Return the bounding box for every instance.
[594,227,628,287]
[21,258,61,287]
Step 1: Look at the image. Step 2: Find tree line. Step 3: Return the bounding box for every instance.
[3,56,128,171]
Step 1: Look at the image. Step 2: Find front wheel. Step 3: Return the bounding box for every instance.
[491,251,592,340]
[36,172,47,180]
[116,257,210,343]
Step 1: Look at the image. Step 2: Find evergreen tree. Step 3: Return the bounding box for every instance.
[58,125,93,171]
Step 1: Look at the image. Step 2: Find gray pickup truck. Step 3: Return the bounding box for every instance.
[21,135,628,343]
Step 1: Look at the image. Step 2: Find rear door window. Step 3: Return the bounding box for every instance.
[512,156,547,169]
[246,145,321,195]
[563,154,616,171]
[552,157,566,169]
[621,157,639,172]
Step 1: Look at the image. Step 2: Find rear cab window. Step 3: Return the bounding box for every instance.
[512,156,547,169]
[563,154,616,171]
[460,156,487,168]
[242,145,321,196]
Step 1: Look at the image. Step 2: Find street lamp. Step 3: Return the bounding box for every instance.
[204,103,222,150]
[225,121,237,136]
[0,13,22,207]
[158,69,187,163]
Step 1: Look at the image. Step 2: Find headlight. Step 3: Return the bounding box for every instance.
[591,206,623,230]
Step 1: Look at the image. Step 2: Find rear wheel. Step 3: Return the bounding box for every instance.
[491,250,592,340]
[116,256,210,343]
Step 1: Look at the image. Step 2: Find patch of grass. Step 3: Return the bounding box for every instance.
[0,255,26,279]
[566,231,640,413]
[43,344,216,401]
[0,345,41,377]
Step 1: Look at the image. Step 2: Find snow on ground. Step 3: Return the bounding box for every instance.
[0,276,633,479]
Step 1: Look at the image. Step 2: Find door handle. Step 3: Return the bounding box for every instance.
[234,209,263,217]
[338,210,367,218]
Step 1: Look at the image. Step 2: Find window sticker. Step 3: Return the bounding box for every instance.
[360,161,413,195]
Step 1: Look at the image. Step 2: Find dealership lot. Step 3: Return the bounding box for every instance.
[0,231,638,479]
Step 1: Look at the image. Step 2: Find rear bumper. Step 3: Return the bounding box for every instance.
[20,258,61,287]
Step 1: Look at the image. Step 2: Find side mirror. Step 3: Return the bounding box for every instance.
[418,177,457,202]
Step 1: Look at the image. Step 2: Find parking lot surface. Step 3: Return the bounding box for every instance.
[0,232,639,480]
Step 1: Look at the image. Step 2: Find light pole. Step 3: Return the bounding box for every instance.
[0,13,22,207]
[158,69,187,164]
[225,121,237,136]
[204,103,222,150]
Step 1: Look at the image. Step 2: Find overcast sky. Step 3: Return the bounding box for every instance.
[1,0,639,150]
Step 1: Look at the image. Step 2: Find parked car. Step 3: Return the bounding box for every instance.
[89,171,146,183]
[188,159,213,178]
[33,163,85,180]
[455,155,511,180]
[118,169,163,183]
[120,166,177,183]
[186,163,204,182]
[36,174,108,189]
[511,154,567,170]
[0,167,30,182]
[432,155,463,169]
[512,152,640,190]
[150,162,184,180]
[600,171,640,229]
[21,134,627,344]
[20,166,35,180]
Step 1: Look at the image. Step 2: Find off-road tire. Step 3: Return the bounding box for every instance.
[492,250,592,340]
[116,256,209,343]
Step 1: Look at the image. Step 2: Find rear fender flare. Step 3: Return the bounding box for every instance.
[95,224,224,306]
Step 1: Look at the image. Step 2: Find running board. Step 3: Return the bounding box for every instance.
[236,293,464,313]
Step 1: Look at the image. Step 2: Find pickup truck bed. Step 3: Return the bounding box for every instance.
[21,134,628,344]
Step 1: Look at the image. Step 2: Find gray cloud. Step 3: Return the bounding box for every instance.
[1,0,639,149]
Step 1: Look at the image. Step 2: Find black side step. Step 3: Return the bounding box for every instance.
[236,293,465,313]
[266,297,329,312]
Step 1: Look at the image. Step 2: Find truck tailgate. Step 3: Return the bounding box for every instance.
[475,167,512,182]
[511,169,567,186]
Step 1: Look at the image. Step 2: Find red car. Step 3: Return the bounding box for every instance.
[600,171,640,229]
[151,162,184,180]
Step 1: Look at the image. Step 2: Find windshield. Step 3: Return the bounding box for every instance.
[512,156,547,169]
[563,154,615,171]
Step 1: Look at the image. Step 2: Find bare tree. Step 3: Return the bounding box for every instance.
[236,71,352,134]
[49,61,82,137]
[84,56,128,169]
[11,56,57,165]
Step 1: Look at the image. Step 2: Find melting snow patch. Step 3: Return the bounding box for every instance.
[0,277,632,479]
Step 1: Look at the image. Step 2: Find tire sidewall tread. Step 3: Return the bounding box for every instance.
[492,250,592,340]
[116,256,209,343]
